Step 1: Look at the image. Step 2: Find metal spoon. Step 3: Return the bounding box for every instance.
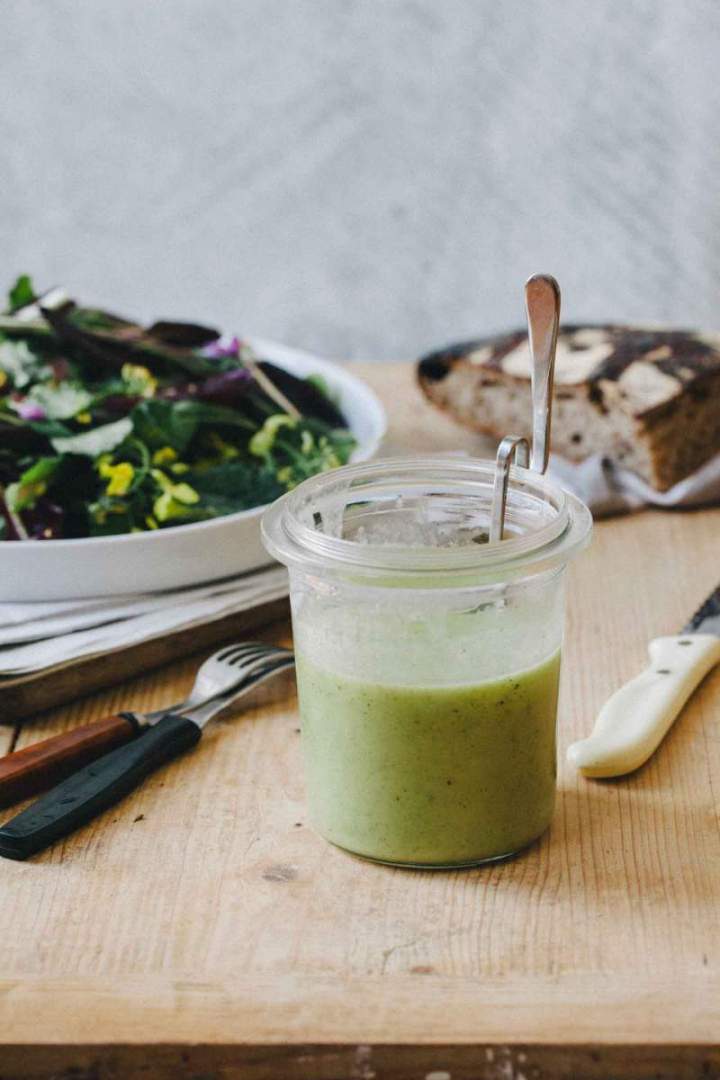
[488,435,530,543]
[525,273,561,474]
[488,274,561,542]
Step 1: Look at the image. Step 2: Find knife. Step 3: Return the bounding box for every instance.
[0,642,292,808]
[0,654,294,861]
[567,584,720,778]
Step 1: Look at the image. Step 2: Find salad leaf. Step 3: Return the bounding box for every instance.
[70,307,139,332]
[257,361,347,427]
[306,373,335,401]
[5,457,61,512]
[0,417,62,454]
[131,398,255,454]
[50,305,227,378]
[20,456,61,485]
[0,339,49,389]
[145,321,219,348]
[162,367,253,408]
[27,417,74,439]
[170,400,256,432]
[8,274,35,313]
[130,399,200,453]
[51,417,133,456]
[184,461,284,515]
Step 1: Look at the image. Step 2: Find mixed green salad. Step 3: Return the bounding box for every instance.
[0,275,355,541]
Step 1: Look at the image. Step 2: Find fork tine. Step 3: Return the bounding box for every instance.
[230,651,291,679]
[243,656,295,684]
[215,642,264,663]
[219,655,295,699]
[225,646,289,668]
[216,641,289,664]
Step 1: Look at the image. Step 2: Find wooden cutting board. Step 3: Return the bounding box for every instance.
[0,598,289,722]
[1,362,719,1078]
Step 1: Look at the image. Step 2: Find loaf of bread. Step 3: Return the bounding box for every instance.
[417,325,720,491]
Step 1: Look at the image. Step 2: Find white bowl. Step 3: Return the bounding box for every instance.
[0,340,386,601]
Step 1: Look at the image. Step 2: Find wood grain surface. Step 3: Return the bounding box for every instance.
[1,363,719,1079]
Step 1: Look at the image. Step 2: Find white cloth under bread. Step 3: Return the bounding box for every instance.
[549,450,720,517]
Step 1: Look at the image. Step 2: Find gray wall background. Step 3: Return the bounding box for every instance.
[3,1,719,360]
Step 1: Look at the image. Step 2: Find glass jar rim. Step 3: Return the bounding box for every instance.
[261,456,592,584]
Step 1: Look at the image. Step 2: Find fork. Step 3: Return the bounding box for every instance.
[0,650,295,860]
[0,642,292,808]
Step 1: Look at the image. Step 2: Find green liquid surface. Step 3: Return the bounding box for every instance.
[296,651,561,866]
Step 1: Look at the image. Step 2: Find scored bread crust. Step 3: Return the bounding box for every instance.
[417,324,720,492]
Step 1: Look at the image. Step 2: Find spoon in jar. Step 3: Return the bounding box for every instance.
[488,274,561,542]
[526,273,561,474]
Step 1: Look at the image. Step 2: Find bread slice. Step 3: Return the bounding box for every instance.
[417,324,720,491]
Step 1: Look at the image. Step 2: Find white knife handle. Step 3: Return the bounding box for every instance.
[567,634,720,778]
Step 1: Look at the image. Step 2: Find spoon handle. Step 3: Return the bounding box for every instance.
[525,274,561,474]
[489,434,529,544]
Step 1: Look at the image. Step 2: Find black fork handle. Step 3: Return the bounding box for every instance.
[0,714,201,861]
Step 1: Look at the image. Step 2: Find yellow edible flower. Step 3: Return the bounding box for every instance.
[321,450,341,470]
[301,430,314,455]
[98,459,135,497]
[151,468,199,522]
[152,446,178,466]
[153,490,199,522]
[121,363,157,398]
[76,411,91,424]
[249,414,296,458]
[167,482,198,504]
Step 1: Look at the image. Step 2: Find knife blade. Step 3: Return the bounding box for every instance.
[684,583,720,635]
[567,583,720,778]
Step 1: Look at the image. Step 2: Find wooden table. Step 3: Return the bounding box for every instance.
[2,364,719,1079]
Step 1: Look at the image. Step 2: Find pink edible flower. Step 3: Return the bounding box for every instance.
[16,399,46,421]
[202,335,242,359]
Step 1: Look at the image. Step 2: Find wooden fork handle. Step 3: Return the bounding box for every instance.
[0,713,142,808]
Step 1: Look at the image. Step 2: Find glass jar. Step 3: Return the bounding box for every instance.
[262,457,591,868]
